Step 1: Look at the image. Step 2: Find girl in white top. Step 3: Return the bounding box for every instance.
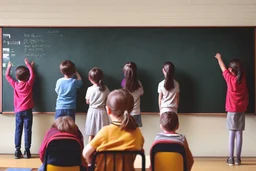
[85,67,110,142]
[121,62,144,127]
[158,62,180,115]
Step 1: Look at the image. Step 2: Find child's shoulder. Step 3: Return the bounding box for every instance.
[173,79,179,83]
[56,77,66,82]
[158,79,165,85]
[87,85,98,91]
[155,132,186,142]
[57,77,78,83]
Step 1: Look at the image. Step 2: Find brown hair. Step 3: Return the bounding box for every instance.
[106,89,137,131]
[52,116,79,135]
[229,59,243,84]
[163,62,175,91]
[16,66,29,81]
[123,62,141,92]
[88,67,106,91]
[160,112,179,132]
[60,60,76,77]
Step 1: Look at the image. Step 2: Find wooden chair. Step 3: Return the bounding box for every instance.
[89,150,146,171]
[150,140,187,171]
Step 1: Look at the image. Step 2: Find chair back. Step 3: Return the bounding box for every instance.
[44,137,83,171]
[150,140,187,171]
[90,150,146,171]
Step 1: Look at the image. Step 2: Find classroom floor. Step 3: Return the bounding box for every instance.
[0,155,255,171]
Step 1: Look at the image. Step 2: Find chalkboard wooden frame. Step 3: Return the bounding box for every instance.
[254,28,256,113]
[0,27,256,115]
[0,28,2,113]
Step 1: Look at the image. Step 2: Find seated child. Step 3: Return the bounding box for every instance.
[38,116,86,171]
[83,89,144,171]
[154,112,194,171]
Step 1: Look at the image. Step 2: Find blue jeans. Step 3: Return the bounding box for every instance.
[15,109,33,150]
[55,109,76,121]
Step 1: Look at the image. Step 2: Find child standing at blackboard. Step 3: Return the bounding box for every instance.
[85,67,110,142]
[121,62,144,127]
[55,60,82,121]
[158,62,180,115]
[214,53,248,166]
[5,58,35,159]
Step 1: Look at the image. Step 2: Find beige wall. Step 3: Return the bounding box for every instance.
[0,0,256,26]
[0,114,256,156]
[1,0,256,156]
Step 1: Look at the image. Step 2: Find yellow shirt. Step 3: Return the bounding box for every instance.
[90,123,144,171]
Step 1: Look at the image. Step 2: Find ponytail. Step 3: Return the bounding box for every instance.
[164,72,174,91]
[120,110,137,131]
[88,67,106,91]
[123,62,140,92]
[163,62,175,91]
[229,59,243,84]
[236,70,242,84]
[107,89,137,131]
[98,80,106,92]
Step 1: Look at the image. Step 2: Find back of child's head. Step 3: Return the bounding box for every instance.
[106,89,137,131]
[52,116,79,135]
[60,60,76,77]
[163,61,175,91]
[160,112,179,132]
[16,66,29,81]
[123,62,141,92]
[88,67,106,91]
[229,59,243,84]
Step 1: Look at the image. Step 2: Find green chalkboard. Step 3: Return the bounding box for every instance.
[2,27,255,113]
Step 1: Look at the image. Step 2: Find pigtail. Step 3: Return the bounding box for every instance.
[120,110,137,131]
[98,80,106,92]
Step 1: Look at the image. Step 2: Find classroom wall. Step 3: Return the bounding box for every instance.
[0,114,256,156]
[1,0,256,156]
[1,0,256,26]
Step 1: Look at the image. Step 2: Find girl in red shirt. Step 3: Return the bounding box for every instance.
[215,53,248,166]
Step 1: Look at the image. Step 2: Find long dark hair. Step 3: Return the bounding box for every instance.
[106,89,137,131]
[123,62,141,92]
[88,67,106,91]
[163,62,175,91]
[229,59,243,84]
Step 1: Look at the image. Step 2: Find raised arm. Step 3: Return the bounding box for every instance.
[75,71,81,80]
[5,61,12,76]
[215,53,227,72]
[5,61,15,87]
[24,58,35,85]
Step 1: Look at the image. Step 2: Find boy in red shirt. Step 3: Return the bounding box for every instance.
[6,58,35,159]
